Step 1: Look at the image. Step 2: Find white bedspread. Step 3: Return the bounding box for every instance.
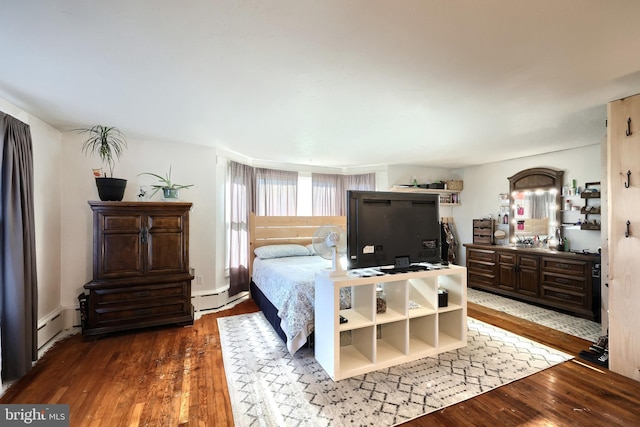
[252,255,351,355]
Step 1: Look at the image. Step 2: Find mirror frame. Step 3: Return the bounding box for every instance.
[508,167,563,242]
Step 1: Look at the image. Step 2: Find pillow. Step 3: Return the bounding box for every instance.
[254,244,310,259]
[306,243,316,255]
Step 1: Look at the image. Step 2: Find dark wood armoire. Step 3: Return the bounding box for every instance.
[81,201,194,337]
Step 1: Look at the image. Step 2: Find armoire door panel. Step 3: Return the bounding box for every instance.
[102,214,142,232]
[101,234,144,277]
[147,233,184,273]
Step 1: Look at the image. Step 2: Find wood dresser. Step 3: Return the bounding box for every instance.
[464,243,601,321]
[81,201,194,337]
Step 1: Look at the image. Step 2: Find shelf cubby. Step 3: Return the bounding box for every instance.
[407,277,437,318]
[436,273,465,313]
[409,315,437,355]
[337,326,375,378]
[438,310,466,351]
[375,280,407,324]
[376,320,408,363]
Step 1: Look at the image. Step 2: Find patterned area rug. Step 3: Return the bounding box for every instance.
[218,312,572,427]
[467,288,602,342]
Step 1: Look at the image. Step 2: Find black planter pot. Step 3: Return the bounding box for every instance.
[95,177,127,201]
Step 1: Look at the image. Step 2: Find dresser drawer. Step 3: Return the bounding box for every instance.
[469,272,496,287]
[468,249,496,262]
[474,228,493,237]
[473,219,493,228]
[468,260,496,275]
[94,300,189,325]
[474,236,493,244]
[93,282,188,305]
[542,272,585,291]
[541,258,588,276]
[542,286,587,309]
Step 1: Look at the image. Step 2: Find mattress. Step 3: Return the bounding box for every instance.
[252,255,351,355]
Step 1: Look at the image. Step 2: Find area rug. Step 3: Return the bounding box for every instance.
[467,288,601,342]
[218,312,572,427]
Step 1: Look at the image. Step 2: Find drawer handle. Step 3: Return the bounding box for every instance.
[555,278,570,284]
[136,309,152,316]
[555,263,570,269]
[135,291,151,298]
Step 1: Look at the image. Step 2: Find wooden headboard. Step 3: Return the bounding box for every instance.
[248,213,346,276]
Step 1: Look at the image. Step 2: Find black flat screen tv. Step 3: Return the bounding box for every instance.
[346,190,441,270]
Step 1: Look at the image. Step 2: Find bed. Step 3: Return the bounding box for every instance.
[248,213,347,355]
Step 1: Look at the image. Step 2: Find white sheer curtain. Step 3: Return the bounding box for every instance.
[312,173,375,215]
[255,168,298,215]
[311,173,339,216]
[226,163,298,295]
[227,161,254,296]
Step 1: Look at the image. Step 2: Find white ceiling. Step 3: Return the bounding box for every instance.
[2,1,640,169]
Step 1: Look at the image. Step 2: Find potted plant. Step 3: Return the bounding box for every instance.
[76,125,128,201]
[138,166,193,201]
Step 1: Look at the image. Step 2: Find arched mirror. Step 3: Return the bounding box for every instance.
[508,167,563,244]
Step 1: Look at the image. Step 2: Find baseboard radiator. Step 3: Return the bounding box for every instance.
[191,287,249,317]
[37,309,64,350]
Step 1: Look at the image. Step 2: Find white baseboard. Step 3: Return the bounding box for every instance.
[191,287,249,319]
[37,308,64,350]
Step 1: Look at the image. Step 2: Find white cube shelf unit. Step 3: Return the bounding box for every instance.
[314,265,467,381]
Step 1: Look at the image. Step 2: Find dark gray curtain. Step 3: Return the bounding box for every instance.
[0,112,38,380]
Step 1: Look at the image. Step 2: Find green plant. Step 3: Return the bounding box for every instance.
[76,125,127,177]
[138,166,194,198]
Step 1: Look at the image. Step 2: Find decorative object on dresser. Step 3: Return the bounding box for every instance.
[75,125,128,201]
[80,201,194,338]
[138,166,194,201]
[464,244,600,321]
[473,218,495,244]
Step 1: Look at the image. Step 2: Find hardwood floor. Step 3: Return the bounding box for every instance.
[2,300,639,426]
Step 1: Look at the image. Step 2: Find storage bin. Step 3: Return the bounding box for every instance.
[445,180,463,191]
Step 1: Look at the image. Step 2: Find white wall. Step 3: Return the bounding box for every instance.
[59,133,221,310]
[0,97,62,320]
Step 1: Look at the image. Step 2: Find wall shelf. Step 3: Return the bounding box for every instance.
[561,182,601,231]
[391,185,461,206]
